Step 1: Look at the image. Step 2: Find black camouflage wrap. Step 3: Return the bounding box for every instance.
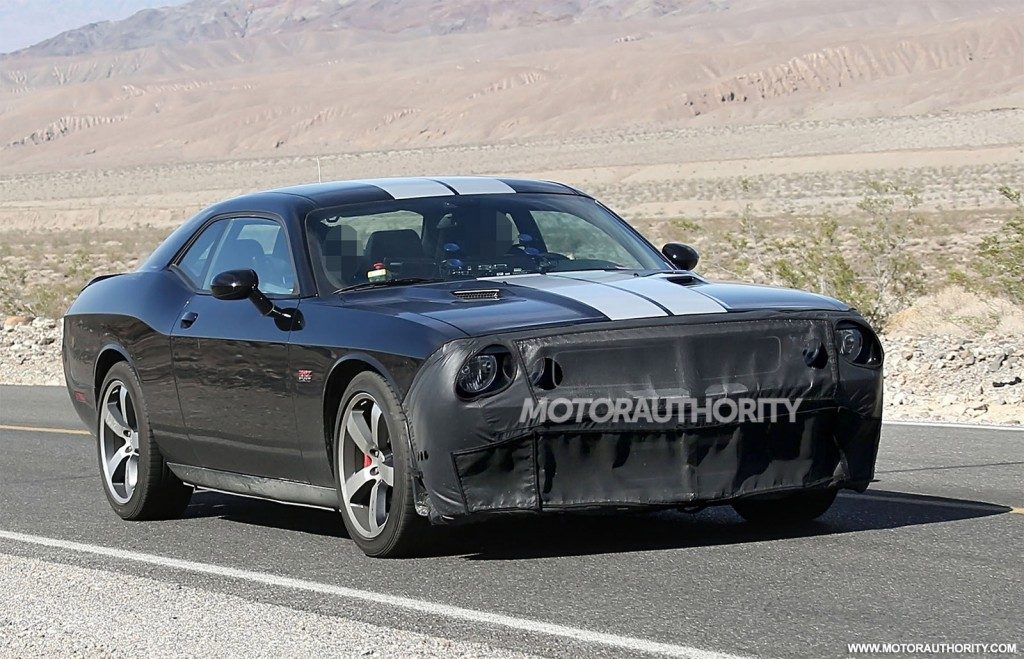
[404,310,883,522]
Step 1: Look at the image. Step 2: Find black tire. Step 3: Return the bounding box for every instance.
[333,372,427,557]
[97,362,192,520]
[731,489,838,525]
[331,370,428,556]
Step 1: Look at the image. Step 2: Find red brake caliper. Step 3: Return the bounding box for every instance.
[363,452,372,469]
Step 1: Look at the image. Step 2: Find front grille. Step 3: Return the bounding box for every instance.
[452,289,501,301]
[514,319,837,401]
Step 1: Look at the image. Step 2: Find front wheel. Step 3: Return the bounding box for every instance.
[731,489,838,525]
[334,372,427,557]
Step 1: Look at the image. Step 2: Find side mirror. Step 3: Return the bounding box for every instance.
[662,243,700,271]
[210,268,276,317]
[211,268,258,301]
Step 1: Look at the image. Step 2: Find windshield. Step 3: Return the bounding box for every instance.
[305,193,669,291]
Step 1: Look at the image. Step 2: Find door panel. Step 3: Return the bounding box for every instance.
[171,295,302,480]
[169,216,304,481]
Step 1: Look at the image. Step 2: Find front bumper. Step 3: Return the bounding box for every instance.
[405,311,883,522]
[452,408,879,515]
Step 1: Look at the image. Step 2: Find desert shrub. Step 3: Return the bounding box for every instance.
[0,250,91,319]
[974,186,1024,304]
[759,216,878,314]
[0,227,168,319]
[0,261,32,316]
[848,182,926,321]
[721,182,924,328]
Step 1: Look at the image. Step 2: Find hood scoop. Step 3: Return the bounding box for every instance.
[452,288,502,301]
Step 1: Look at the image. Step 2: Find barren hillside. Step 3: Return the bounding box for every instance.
[0,0,188,54]
[1,0,1021,173]
[16,0,719,57]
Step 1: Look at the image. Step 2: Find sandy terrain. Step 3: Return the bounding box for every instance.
[2,109,1022,235]
[2,0,1022,172]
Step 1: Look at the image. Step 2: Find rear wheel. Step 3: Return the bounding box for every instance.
[97,362,192,520]
[334,372,426,557]
[731,489,838,525]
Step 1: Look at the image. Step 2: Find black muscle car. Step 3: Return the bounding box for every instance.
[63,177,883,557]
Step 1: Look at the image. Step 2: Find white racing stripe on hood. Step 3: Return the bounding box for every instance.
[489,273,668,320]
[362,178,454,199]
[551,271,727,315]
[432,177,516,195]
[598,275,727,315]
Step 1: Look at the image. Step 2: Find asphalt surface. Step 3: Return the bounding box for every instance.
[1,385,1022,658]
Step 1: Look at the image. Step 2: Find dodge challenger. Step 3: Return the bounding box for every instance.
[62,177,883,557]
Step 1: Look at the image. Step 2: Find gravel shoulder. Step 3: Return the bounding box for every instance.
[2,314,1021,426]
[0,552,538,659]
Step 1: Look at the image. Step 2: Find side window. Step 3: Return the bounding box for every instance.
[175,220,227,288]
[530,211,635,265]
[202,218,298,296]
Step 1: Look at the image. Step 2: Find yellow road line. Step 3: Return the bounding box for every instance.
[0,424,90,436]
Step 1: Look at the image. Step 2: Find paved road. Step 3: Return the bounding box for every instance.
[1,385,1021,658]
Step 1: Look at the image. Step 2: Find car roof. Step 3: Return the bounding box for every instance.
[141,177,590,277]
[267,176,584,206]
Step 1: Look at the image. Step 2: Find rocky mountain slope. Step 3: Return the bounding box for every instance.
[17,0,722,57]
[0,0,187,54]
[1,0,1021,172]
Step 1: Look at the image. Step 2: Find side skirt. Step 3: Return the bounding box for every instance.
[167,463,340,510]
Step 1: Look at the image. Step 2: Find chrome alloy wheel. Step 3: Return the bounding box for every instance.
[99,380,141,504]
[339,392,395,538]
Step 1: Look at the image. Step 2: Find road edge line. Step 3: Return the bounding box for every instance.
[0,529,744,659]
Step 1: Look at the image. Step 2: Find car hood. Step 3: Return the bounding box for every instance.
[336,271,850,337]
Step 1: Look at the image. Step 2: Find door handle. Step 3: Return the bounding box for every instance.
[179,311,199,328]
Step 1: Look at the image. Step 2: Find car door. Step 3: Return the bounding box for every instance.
[169,215,305,481]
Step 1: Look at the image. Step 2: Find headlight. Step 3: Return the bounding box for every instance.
[457,355,498,394]
[836,327,864,361]
[834,323,882,366]
[456,346,516,398]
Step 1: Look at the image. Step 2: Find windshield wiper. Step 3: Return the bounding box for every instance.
[335,277,442,293]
